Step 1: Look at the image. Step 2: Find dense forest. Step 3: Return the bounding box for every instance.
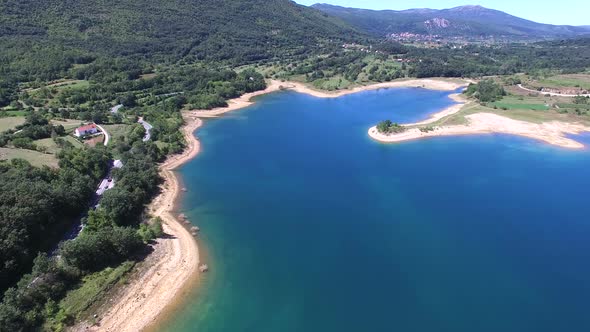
[0,0,364,80]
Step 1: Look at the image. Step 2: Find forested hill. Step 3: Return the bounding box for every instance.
[312,4,590,40]
[0,0,364,80]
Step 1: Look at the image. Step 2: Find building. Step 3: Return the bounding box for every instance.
[74,123,99,137]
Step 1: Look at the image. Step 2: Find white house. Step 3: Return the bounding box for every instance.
[74,123,99,137]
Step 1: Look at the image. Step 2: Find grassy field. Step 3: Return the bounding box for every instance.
[47,80,90,91]
[557,103,590,110]
[0,116,26,132]
[1,107,28,116]
[102,124,130,141]
[419,99,590,130]
[536,74,590,90]
[310,75,355,91]
[0,147,59,167]
[491,95,550,111]
[36,136,84,154]
[56,262,135,323]
[51,119,84,132]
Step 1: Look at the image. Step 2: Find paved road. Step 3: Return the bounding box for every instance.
[52,159,123,253]
[138,117,153,142]
[95,159,123,197]
[95,124,110,146]
[517,84,590,97]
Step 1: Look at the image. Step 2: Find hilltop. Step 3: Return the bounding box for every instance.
[312,3,590,40]
[0,0,363,81]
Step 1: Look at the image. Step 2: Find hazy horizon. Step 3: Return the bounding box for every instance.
[295,1,590,26]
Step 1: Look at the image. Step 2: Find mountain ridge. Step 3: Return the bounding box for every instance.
[0,0,364,71]
[311,3,590,40]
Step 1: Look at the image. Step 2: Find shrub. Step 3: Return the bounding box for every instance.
[138,217,164,243]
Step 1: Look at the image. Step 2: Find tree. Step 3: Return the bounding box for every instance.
[465,79,506,102]
[573,95,588,105]
[376,120,406,134]
[377,120,393,133]
[60,227,143,272]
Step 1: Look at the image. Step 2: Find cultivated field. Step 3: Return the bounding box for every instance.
[536,74,590,90]
[0,147,59,168]
[0,116,26,132]
[51,119,84,132]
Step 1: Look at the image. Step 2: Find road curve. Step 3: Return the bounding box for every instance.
[138,117,153,142]
[95,124,110,146]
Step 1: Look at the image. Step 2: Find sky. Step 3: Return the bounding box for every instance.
[294,0,590,26]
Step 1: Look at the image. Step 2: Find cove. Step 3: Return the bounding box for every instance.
[165,88,590,332]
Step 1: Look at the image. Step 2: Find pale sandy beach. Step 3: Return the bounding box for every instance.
[75,117,203,332]
[77,78,471,331]
[369,113,590,149]
[189,78,467,117]
[410,93,467,126]
[286,78,467,98]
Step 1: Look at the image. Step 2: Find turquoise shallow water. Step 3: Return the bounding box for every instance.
[167,88,590,332]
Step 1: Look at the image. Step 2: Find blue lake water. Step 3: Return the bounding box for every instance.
[166,88,590,332]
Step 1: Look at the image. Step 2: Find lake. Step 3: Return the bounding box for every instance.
[165,88,590,332]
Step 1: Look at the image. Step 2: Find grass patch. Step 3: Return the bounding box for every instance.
[102,124,129,141]
[0,116,26,132]
[0,147,59,167]
[537,74,590,90]
[51,119,84,132]
[492,101,549,111]
[35,138,61,154]
[51,80,90,91]
[58,261,135,321]
[34,136,83,154]
[491,95,550,111]
[422,100,590,129]
[311,75,355,91]
[557,103,590,110]
[1,109,28,117]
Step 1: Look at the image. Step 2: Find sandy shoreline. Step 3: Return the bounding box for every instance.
[189,78,467,117]
[77,78,469,331]
[369,112,590,149]
[75,117,203,332]
[409,93,468,126]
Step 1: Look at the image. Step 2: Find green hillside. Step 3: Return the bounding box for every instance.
[0,0,364,81]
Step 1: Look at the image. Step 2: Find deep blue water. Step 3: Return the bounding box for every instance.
[166,88,590,332]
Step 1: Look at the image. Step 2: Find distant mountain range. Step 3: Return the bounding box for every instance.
[312,4,590,40]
